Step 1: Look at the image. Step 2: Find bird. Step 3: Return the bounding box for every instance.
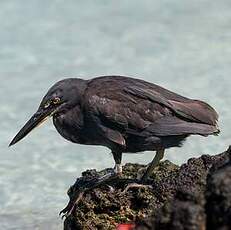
[9,75,219,182]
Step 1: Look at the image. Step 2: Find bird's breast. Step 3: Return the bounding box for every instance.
[53,110,86,144]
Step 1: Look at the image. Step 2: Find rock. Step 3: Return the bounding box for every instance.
[206,147,231,230]
[136,146,231,230]
[136,185,206,230]
[62,147,231,230]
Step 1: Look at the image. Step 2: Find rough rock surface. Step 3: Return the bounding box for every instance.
[205,150,231,230]
[136,146,231,230]
[63,147,231,230]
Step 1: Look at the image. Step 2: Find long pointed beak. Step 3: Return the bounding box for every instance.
[9,108,53,147]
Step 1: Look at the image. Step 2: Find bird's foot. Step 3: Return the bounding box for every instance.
[122,182,152,194]
[120,164,152,194]
[136,165,148,180]
[59,170,119,219]
[59,189,85,219]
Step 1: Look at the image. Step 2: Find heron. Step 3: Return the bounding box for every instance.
[10,75,219,183]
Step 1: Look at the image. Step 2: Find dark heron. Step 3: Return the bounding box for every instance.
[10,75,219,182]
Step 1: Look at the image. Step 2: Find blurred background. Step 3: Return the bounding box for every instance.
[0,0,230,229]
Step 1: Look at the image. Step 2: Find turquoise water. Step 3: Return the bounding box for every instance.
[0,1,230,229]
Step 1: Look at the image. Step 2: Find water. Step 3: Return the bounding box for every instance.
[0,1,231,229]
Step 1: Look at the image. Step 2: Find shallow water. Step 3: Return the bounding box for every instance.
[0,1,231,229]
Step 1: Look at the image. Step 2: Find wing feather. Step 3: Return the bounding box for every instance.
[145,116,218,136]
[125,85,218,126]
[84,76,219,142]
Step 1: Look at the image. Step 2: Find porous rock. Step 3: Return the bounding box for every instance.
[63,147,231,230]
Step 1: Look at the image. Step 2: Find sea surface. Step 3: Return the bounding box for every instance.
[0,1,231,229]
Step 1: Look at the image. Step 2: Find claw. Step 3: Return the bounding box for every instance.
[59,191,84,219]
[59,171,120,218]
[136,166,147,180]
[106,185,115,193]
[122,183,152,195]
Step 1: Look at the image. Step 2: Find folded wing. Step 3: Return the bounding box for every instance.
[124,85,218,126]
[85,76,219,144]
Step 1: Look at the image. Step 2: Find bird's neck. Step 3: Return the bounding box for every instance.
[53,104,85,142]
[74,78,88,97]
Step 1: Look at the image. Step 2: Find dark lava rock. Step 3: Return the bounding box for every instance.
[63,147,231,230]
[206,147,231,230]
[136,146,231,230]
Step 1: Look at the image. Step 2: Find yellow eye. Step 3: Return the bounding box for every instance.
[44,101,50,108]
[53,97,61,104]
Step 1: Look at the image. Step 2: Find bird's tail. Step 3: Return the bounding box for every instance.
[146,116,219,137]
[169,99,219,127]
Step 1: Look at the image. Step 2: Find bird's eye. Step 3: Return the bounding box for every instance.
[53,97,61,104]
[44,101,50,108]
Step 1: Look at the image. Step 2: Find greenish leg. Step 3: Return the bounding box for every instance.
[141,149,165,182]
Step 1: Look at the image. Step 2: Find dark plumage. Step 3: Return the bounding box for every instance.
[9,75,219,180]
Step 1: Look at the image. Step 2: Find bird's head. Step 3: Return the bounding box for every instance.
[9,78,86,146]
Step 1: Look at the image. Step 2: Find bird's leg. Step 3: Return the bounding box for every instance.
[115,163,122,175]
[122,149,165,193]
[141,149,165,182]
[113,151,123,175]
